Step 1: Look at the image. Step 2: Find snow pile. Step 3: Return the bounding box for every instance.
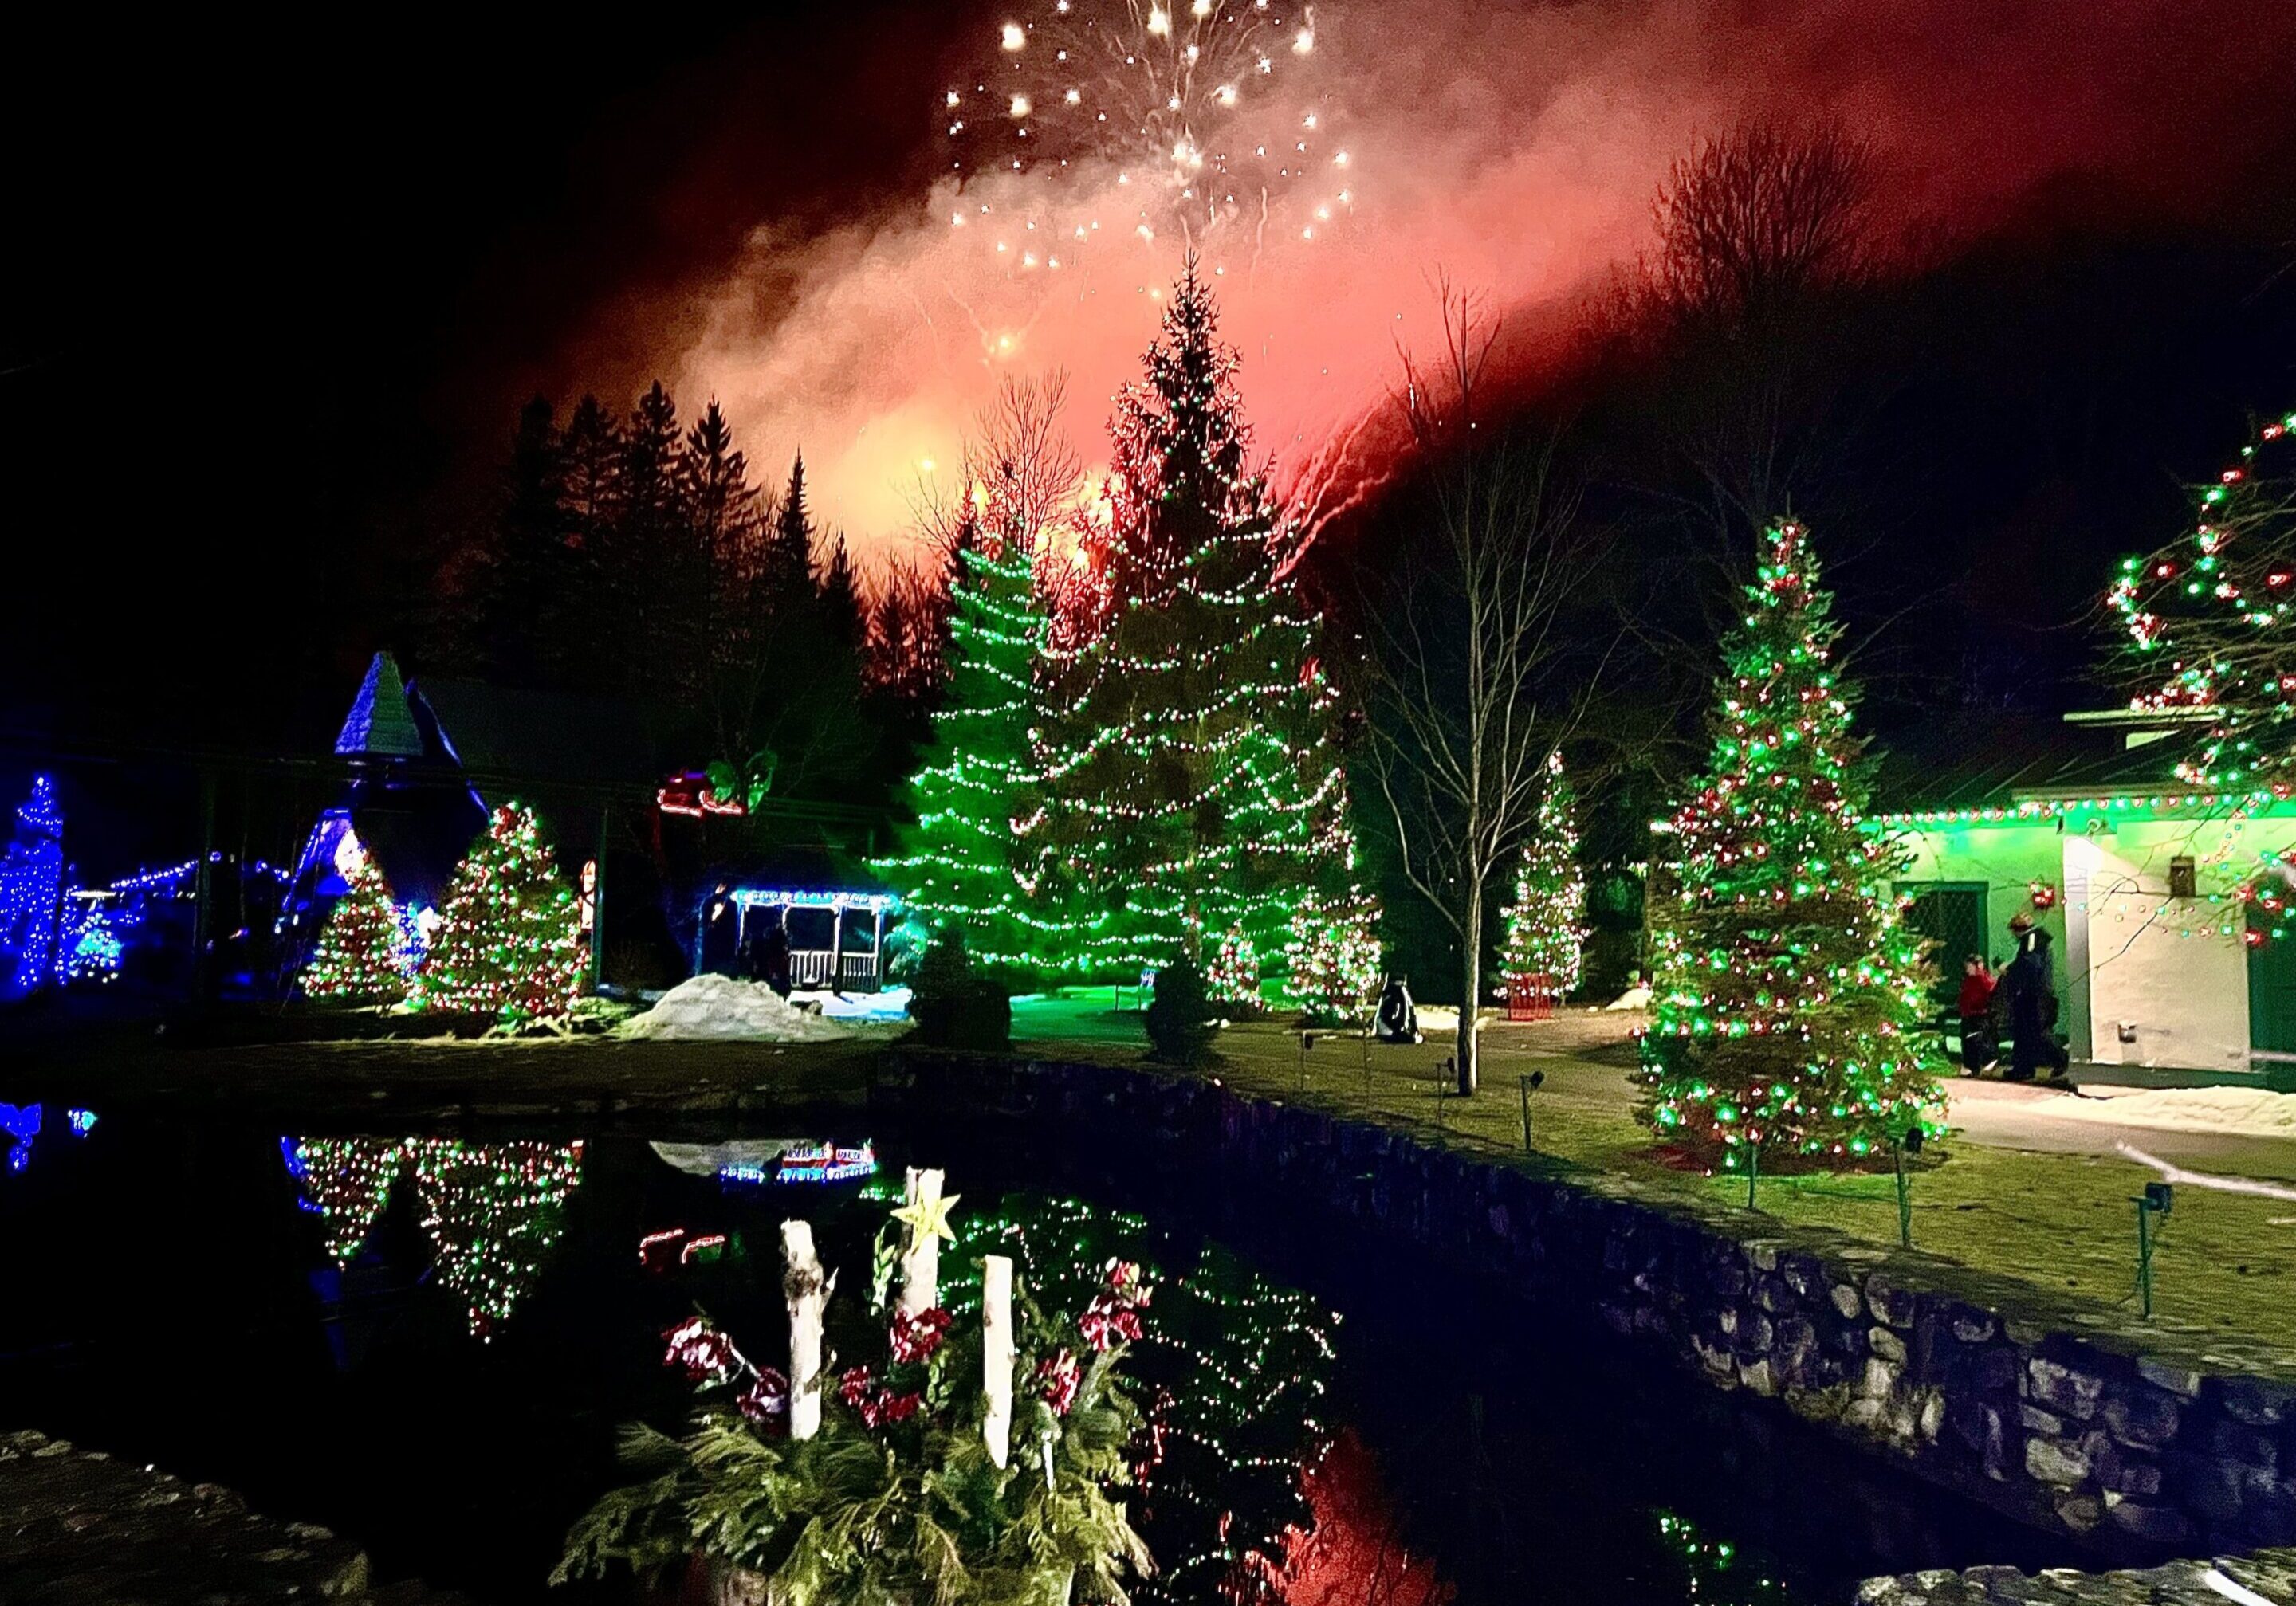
[789,985,913,1023]
[622,975,851,1043]
[2041,1085,2296,1139]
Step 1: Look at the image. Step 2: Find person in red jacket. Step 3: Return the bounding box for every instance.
[1956,955,1998,1075]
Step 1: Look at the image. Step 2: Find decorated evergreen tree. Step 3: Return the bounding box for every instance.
[1035,262,1366,977]
[300,838,408,1004]
[409,803,586,1021]
[1642,520,1937,1171]
[876,519,1060,973]
[1284,887,1383,1023]
[1205,925,1260,1010]
[2109,410,2296,789]
[1498,751,1589,997]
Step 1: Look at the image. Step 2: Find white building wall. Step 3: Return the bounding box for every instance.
[2072,820,2255,1072]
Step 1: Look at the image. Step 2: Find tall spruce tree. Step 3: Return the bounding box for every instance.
[479,397,568,684]
[1642,520,1937,1171]
[1035,263,1370,978]
[876,515,1056,972]
[1498,752,1589,996]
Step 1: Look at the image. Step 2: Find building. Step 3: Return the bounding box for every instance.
[1881,710,2296,1084]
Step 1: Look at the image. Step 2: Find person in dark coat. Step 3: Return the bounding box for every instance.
[699,882,740,977]
[757,921,793,999]
[1998,917,2069,1082]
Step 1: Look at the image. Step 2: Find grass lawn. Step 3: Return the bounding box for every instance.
[1013,993,2296,1362]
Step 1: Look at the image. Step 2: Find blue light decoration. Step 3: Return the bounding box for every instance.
[1,776,64,998]
[1,1103,41,1174]
[718,1140,879,1186]
[65,898,123,982]
[66,1109,96,1137]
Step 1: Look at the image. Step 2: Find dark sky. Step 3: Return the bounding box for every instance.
[5,5,2294,756]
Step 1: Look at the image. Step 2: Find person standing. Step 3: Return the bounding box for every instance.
[1956,955,1997,1075]
[1999,915,2069,1082]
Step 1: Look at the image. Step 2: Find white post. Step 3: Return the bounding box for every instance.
[898,1166,945,1315]
[782,1219,832,1441]
[982,1255,1015,1469]
[831,903,846,991]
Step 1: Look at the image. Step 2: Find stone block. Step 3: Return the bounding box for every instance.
[2025,1435,2091,1486]
[2026,1357,2103,1421]
[2020,1404,2066,1436]
[1950,1311,1998,1345]
[2104,1498,2189,1544]
[1846,1397,1885,1431]
[1863,1357,1902,1400]
[2211,1419,2279,1473]
[1831,1281,1865,1319]
[1871,1327,1909,1364]
[1867,1274,1919,1329]
[2219,1379,2294,1428]
[1755,1275,1798,1315]
[2135,1357,2204,1398]
[1919,1392,1947,1443]
[2101,1387,2182,1448]
[2051,1491,2103,1531]
[2241,1478,2296,1546]
[1740,1357,1776,1397]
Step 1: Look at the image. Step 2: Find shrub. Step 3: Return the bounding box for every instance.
[1144,959,1218,1064]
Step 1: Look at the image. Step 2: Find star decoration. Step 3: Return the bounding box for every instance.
[893,1190,962,1244]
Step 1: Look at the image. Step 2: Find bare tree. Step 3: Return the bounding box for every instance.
[1362,285,1610,1094]
[1647,120,1877,332]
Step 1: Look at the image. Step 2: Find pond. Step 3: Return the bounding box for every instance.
[0,1102,2078,1604]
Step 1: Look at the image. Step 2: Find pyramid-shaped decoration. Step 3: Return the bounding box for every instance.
[334,652,426,758]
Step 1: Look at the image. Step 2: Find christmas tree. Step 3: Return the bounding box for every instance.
[1034,262,1364,976]
[1498,752,1589,997]
[1284,887,1383,1023]
[875,520,1062,975]
[409,803,585,1021]
[1642,520,1937,1170]
[300,836,409,1004]
[1205,925,1260,1010]
[2110,410,2296,790]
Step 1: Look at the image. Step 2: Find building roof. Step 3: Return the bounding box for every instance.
[333,653,426,758]
[1868,709,2204,816]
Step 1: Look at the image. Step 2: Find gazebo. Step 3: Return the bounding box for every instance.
[718,886,898,992]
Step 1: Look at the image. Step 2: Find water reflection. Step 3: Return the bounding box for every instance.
[282,1137,585,1339]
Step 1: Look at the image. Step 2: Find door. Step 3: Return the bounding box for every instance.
[1899,882,1988,1015]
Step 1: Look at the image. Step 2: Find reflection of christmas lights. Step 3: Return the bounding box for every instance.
[1,1103,41,1174]
[718,1140,879,1185]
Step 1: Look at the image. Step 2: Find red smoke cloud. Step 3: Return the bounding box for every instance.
[609,0,2293,565]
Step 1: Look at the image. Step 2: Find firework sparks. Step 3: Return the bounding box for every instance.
[942,0,1358,272]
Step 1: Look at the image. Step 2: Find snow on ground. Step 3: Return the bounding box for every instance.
[621,975,851,1043]
[2031,1085,2296,1139]
[788,985,912,1023]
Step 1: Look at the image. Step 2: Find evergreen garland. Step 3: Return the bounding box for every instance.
[300,838,409,1004]
[1641,521,1939,1170]
[408,803,585,1022]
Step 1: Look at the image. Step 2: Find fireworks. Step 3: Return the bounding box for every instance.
[943,0,1358,271]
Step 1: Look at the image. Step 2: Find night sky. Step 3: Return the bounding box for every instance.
[6,3,2295,752]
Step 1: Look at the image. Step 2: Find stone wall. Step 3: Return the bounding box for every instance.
[1860,1545,2296,1606]
[0,1428,470,1604]
[885,1054,2296,1565]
